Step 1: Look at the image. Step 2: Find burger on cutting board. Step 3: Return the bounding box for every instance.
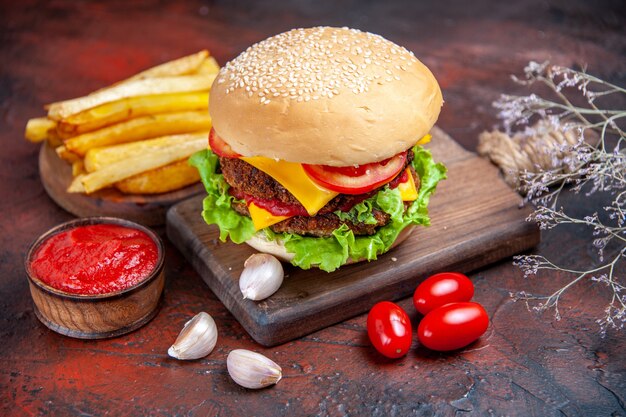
[190,26,446,272]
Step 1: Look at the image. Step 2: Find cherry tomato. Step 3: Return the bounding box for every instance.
[209,128,241,158]
[367,301,412,358]
[413,272,474,315]
[417,302,488,352]
[302,151,407,195]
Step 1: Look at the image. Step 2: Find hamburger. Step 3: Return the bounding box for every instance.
[190,27,446,272]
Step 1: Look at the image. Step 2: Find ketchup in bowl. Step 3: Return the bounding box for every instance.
[25,217,165,339]
[30,223,158,295]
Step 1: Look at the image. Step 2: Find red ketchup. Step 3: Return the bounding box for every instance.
[30,224,158,295]
[388,169,409,189]
[229,188,308,217]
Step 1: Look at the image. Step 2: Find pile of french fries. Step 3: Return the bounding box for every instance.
[24,50,219,194]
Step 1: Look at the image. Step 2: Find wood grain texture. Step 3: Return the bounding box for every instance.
[166,127,540,346]
[27,270,165,339]
[2,1,625,416]
[39,141,204,226]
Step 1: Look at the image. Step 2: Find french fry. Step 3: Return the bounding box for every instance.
[67,174,86,193]
[121,50,209,83]
[72,160,85,177]
[79,134,207,194]
[64,111,212,156]
[47,75,216,120]
[83,131,210,172]
[114,159,200,194]
[57,92,210,136]
[55,145,81,163]
[26,51,221,195]
[47,129,63,148]
[25,117,57,142]
[197,57,221,75]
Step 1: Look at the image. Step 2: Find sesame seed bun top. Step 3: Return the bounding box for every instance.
[209,26,443,166]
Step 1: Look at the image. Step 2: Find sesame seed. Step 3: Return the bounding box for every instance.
[218,26,417,102]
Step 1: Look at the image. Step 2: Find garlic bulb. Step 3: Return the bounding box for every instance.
[239,253,284,300]
[227,349,282,389]
[168,312,218,360]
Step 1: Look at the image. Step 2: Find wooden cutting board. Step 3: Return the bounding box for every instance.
[166,127,540,346]
[39,142,204,226]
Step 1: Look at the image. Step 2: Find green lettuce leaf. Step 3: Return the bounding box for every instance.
[188,151,255,243]
[190,145,446,272]
[334,199,379,225]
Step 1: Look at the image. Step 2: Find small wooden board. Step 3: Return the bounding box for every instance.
[39,142,204,226]
[166,127,540,346]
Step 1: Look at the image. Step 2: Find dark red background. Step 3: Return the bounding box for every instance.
[1,1,625,415]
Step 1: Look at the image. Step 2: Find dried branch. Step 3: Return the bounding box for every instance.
[480,61,625,334]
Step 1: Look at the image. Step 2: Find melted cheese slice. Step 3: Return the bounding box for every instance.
[398,168,418,201]
[248,202,290,231]
[241,159,417,231]
[241,156,338,216]
[416,134,432,146]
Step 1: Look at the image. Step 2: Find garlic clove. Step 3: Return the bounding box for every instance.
[227,349,282,389]
[240,253,284,301]
[168,312,218,360]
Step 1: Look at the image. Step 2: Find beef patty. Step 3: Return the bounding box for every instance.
[219,150,418,237]
[231,201,390,237]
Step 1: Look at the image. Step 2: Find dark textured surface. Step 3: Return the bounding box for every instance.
[1,1,625,416]
[166,128,540,347]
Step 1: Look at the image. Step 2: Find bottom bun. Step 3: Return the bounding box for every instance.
[244,226,415,266]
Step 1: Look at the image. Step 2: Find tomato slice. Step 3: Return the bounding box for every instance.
[302,151,407,195]
[209,128,241,158]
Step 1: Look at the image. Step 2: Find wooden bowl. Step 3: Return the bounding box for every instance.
[24,217,165,339]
